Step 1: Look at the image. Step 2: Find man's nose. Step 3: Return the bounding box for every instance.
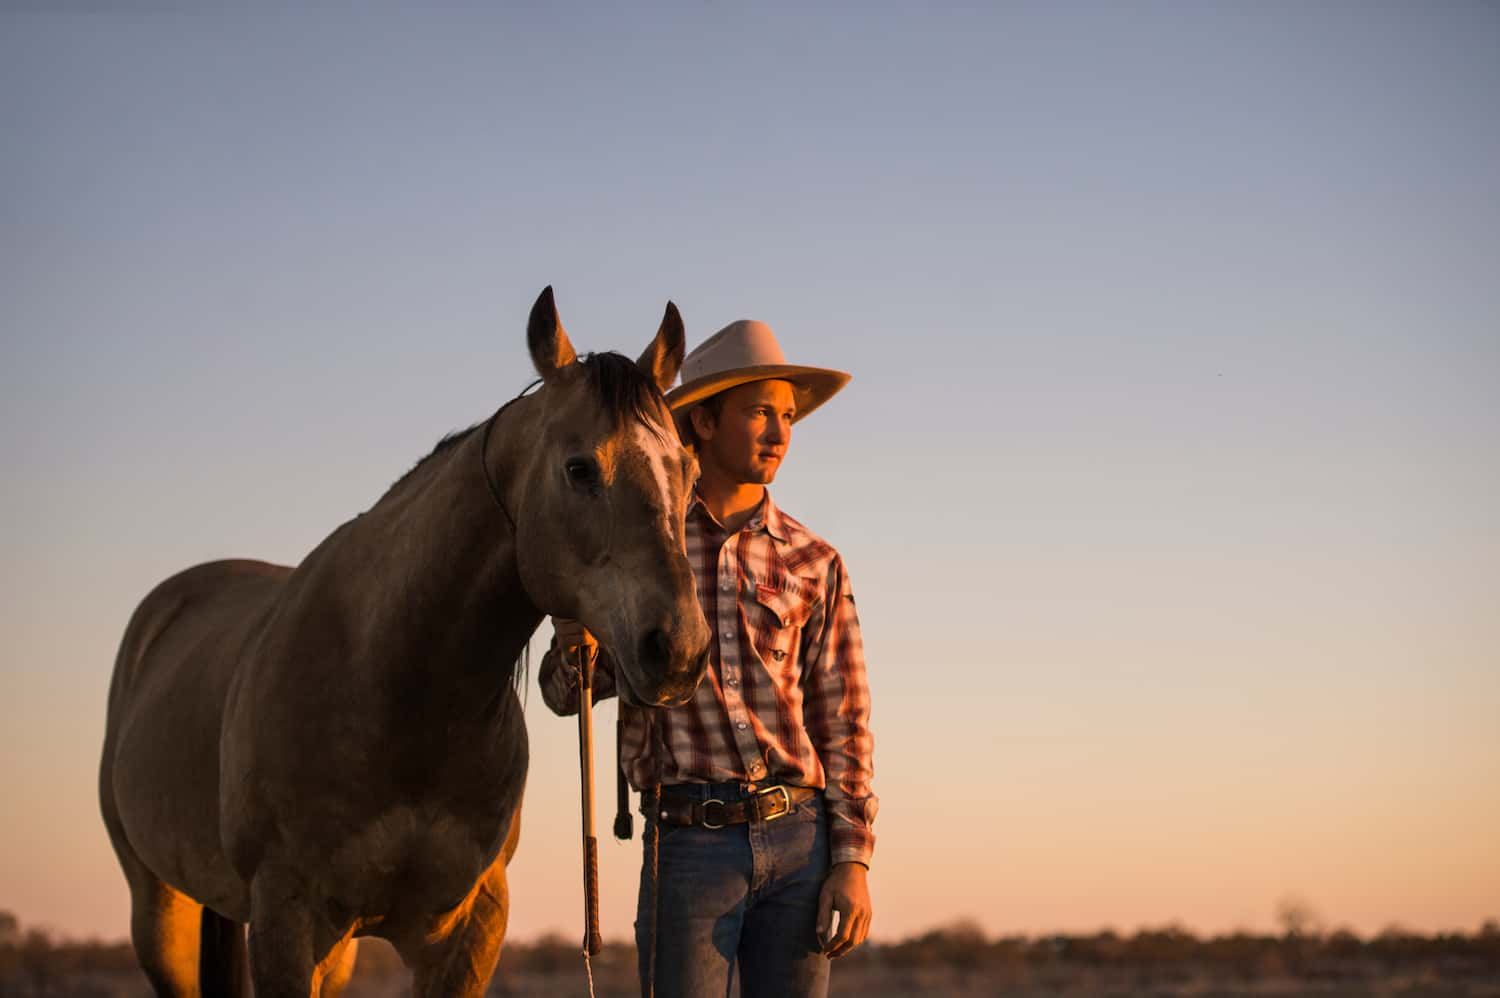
[765,415,790,445]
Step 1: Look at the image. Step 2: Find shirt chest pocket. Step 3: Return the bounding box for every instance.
[745,579,819,674]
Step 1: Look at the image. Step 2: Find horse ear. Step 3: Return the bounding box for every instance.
[638,301,685,393]
[528,286,578,382]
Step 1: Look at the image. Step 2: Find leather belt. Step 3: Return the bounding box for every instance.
[654,784,816,829]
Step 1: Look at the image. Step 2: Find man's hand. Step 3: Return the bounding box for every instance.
[553,617,597,667]
[816,862,871,958]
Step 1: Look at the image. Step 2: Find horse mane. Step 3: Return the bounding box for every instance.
[581,349,671,438]
[388,351,670,495]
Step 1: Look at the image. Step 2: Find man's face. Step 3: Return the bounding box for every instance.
[692,379,797,486]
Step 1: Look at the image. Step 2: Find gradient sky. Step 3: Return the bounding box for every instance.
[2,3,1497,944]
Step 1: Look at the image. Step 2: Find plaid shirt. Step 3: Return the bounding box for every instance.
[540,490,877,868]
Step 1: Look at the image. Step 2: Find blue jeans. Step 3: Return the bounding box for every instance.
[635,782,831,998]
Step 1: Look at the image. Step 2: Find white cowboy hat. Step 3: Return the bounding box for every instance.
[665,319,850,423]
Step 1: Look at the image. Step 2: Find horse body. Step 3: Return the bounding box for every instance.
[100,289,711,997]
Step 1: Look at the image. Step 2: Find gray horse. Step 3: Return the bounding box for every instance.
[99,288,711,997]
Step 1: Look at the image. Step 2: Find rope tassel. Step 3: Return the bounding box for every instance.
[614,716,634,840]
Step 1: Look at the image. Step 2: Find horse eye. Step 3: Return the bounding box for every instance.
[565,459,599,490]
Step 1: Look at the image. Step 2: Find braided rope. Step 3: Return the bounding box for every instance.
[581,946,597,998]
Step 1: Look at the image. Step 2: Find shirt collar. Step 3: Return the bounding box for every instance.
[687,488,789,542]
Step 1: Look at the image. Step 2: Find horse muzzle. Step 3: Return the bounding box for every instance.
[620,631,709,708]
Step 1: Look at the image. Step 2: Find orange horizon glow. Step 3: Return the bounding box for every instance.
[4,0,1498,961]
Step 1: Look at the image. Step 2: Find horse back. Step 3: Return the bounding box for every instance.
[107,559,290,713]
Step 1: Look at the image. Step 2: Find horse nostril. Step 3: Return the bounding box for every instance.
[640,628,671,669]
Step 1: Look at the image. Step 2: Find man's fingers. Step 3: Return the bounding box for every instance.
[553,617,596,649]
[825,899,855,956]
[828,906,864,954]
[815,883,835,946]
[829,907,870,959]
[851,907,871,950]
[842,910,870,958]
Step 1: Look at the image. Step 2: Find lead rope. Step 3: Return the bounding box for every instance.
[610,691,655,997]
[646,710,667,998]
[647,789,659,998]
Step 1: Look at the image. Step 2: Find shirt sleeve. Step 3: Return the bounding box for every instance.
[538,634,619,716]
[800,553,878,868]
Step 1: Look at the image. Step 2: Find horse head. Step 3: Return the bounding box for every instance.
[504,287,710,706]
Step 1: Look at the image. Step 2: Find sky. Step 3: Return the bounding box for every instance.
[2,2,1497,947]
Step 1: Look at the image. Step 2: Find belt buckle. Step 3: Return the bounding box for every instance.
[700,798,728,830]
[758,785,793,822]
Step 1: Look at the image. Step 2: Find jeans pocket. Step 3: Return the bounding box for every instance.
[790,793,824,826]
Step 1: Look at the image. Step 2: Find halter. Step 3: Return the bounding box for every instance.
[483,361,676,994]
[478,377,543,530]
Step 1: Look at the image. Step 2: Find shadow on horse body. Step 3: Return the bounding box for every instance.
[99,288,711,997]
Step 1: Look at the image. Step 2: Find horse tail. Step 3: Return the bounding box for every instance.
[199,908,247,998]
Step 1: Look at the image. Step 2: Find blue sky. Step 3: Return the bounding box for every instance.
[2,2,1497,941]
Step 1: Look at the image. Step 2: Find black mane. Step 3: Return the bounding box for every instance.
[583,349,670,434]
[389,351,668,492]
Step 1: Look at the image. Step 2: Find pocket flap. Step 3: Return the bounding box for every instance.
[752,582,815,628]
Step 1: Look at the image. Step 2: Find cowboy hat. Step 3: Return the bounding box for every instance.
[665,319,850,424]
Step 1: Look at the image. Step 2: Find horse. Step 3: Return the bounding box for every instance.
[98,287,712,997]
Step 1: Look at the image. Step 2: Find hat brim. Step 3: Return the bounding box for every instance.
[666,364,851,426]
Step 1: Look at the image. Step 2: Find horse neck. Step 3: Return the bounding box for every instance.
[345,405,543,702]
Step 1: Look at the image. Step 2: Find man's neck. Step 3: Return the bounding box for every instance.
[694,471,765,535]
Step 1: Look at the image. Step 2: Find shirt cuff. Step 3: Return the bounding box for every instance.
[831,840,874,869]
[826,796,876,869]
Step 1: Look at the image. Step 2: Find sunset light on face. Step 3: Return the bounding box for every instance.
[693,379,797,486]
[1,3,1496,989]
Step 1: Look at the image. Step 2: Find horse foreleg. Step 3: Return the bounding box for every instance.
[317,937,359,998]
[409,863,511,998]
[247,870,348,998]
[408,798,523,998]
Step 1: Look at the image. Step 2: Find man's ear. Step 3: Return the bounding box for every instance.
[527,286,578,384]
[688,403,716,443]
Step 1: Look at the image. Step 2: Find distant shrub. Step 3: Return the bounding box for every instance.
[3,907,1498,995]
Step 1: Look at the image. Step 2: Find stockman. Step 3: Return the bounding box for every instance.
[541,317,877,998]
